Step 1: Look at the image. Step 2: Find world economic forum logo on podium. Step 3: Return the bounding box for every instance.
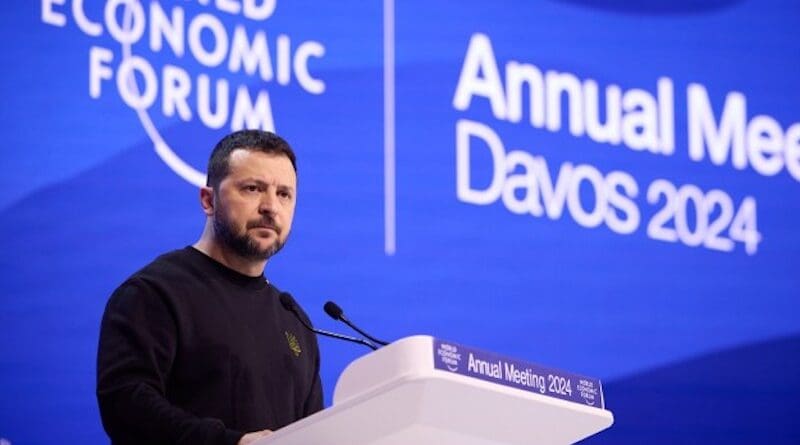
[435,341,462,372]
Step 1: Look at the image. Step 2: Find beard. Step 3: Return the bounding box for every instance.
[213,209,286,261]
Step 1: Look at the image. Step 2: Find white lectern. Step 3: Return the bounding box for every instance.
[259,335,613,445]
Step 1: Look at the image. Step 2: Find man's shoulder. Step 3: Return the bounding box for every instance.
[111,247,201,294]
[101,249,169,308]
[104,247,210,310]
[133,246,201,279]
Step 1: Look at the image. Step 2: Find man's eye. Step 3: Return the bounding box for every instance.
[244,185,259,192]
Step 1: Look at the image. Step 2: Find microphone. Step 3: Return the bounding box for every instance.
[279,293,377,350]
[323,300,390,346]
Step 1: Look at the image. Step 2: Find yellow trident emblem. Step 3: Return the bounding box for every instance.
[285,331,302,357]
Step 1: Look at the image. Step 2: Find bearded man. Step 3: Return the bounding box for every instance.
[97,130,323,445]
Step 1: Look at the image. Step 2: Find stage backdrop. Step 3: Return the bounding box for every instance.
[1,1,799,443]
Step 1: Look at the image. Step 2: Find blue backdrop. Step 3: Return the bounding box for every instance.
[1,0,799,443]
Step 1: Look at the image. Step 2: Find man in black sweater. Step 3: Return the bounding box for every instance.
[97,130,323,444]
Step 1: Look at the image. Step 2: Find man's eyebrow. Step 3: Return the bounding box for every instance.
[237,178,268,185]
[238,178,295,191]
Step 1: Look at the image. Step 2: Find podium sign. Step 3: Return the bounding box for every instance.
[432,339,604,409]
[260,336,614,445]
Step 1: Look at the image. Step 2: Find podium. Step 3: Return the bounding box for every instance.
[260,335,613,445]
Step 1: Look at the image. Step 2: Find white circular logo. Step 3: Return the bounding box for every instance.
[107,1,325,187]
[120,4,206,187]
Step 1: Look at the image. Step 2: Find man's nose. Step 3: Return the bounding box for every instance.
[259,191,278,214]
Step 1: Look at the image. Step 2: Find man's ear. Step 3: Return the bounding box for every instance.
[199,186,215,216]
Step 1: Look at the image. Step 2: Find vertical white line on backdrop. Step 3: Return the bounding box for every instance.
[383,0,396,255]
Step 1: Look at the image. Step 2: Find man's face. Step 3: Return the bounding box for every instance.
[211,149,297,261]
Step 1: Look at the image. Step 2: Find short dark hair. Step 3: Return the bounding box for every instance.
[206,130,297,189]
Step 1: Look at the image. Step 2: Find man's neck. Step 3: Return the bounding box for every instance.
[193,238,267,278]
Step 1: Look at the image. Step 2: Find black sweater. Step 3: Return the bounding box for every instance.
[97,247,323,444]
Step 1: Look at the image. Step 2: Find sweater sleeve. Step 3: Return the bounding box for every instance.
[96,278,244,445]
[303,356,324,417]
